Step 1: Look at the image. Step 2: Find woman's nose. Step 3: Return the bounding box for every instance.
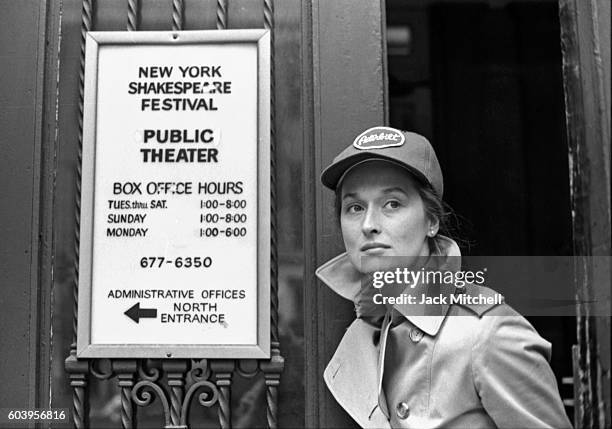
[361,207,381,235]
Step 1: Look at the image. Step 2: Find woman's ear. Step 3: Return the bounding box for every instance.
[427,217,440,237]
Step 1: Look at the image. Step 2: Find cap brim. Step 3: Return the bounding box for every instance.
[320,152,431,191]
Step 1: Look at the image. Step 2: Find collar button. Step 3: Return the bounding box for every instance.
[396,402,410,419]
[409,328,424,343]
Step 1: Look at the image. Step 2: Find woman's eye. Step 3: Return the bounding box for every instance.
[346,204,364,214]
[385,200,401,209]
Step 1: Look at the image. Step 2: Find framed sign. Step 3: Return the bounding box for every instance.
[76,30,270,358]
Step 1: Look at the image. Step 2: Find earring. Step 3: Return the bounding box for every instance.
[428,229,436,237]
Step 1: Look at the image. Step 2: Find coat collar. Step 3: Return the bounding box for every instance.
[316,236,461,336]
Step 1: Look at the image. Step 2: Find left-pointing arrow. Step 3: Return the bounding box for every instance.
[124,302,158,323]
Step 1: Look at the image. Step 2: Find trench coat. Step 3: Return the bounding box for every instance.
[316,238,573,429]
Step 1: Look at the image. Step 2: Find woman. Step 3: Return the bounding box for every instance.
[316,126,572,428]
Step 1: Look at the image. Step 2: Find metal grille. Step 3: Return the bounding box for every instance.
[64,1,284,427]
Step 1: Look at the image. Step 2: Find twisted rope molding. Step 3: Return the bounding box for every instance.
[266,382,279,427]
[72,381,87,428]
[169,380,184,426]
[263,3,285,429]
[66,1,94,428]
[211,360,234,429]
[162,361,188,427]
[172,0,183,31]
[72,0,93,347]
[127,0,138,31]
[217,384,231,429]
[65,357,89,429]
[216,0,228,30]
[120,384,134,429]
[263,0,279,348]
[114,361,138,429]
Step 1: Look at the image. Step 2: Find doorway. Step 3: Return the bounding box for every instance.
[387,0,575,421]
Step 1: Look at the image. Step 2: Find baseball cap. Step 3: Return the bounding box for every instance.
[320,126,444,197]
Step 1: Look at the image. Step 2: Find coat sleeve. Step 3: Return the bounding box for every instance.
[471,306,573,428]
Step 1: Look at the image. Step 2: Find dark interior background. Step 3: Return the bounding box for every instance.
[387,0,575,421]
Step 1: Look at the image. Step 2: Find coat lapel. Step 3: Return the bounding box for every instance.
[324,319,391,428]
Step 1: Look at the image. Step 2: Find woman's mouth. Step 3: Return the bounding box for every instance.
[360,242,390,254]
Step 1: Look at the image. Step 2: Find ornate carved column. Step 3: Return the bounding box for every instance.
[162,360,189,428]
[113,360,138,429]
[211,360,235,429]
[65,353,89,429]
[260,344,284,429]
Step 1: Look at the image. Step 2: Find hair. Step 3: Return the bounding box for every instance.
[333,174,463,254]
[416,183,456,254]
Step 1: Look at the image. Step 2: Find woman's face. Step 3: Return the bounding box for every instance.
[340,160,437,274]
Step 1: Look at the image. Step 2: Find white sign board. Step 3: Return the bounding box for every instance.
[77,30,270,358]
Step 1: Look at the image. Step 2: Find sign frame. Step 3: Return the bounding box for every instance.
[76,30,270,359]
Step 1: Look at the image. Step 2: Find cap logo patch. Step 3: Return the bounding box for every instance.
[352,126,405,150]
